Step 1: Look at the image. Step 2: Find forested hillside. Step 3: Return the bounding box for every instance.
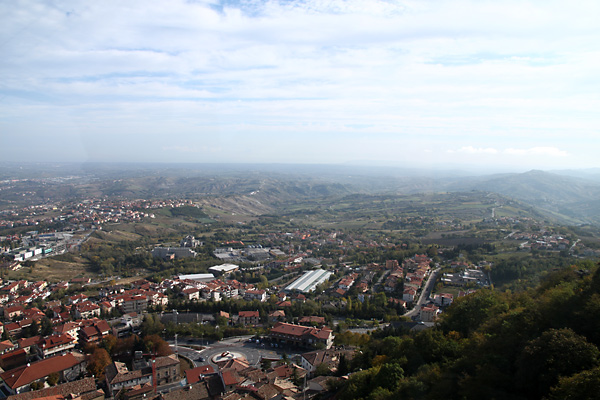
[334,261,600,400]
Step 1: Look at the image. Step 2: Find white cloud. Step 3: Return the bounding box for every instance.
[0,0,599,169]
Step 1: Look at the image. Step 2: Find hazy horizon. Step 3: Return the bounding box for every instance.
[2,1,599,171]
[2,160,600,178]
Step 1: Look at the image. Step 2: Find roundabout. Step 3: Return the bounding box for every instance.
[171,336,296,369]
[211,350,245,363]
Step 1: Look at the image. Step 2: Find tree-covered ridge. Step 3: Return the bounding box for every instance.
[335,261,600,399]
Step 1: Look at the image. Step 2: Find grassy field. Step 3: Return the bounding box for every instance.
[8,255,91,282]
[276,192,530,237]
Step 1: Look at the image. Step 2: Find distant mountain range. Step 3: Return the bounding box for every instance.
[442,170,600,225]
[2,163,599,226]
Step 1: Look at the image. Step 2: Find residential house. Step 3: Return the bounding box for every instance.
[5,377,102,400]
[1,282,20,295]
[146,291,168,307]
[182,288,200,301]
[305,376,342,397]
[0,340,17,355]
[275,300,292,308]
[99,300,114,314]
[0,348,27,370]
[4,319,32,337]
[22,307,44,323]
[35,334,76,359]
[268,310,285,323]
[120,295,148,314]
[78,320,110,346]
[53,321,82,342]
[185,365,217,385]
[301,349,354,377]
[419,304,439,323]
[105,361,151,397]
[30,281,48,293]
[237,311,260,326]
[433,293,454,307]
[153,355,181,386]
[4,305,24,320]
[270,322,334,349]
[17,336,41,354]
[160,379,222,400]
[244,289,267,302]
[402,287,417,303]
[74,302,101,319]
[338,277,355,290]
[67,294,88,305]
[0,352,86,395]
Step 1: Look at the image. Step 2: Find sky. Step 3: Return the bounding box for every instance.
[1,0,599,172]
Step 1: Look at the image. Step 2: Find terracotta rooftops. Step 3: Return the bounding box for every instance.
[0,353,84,390]
[271,322,332,340]
[185,365,216,384]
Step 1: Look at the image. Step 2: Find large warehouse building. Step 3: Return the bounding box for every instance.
[285,269,333,293]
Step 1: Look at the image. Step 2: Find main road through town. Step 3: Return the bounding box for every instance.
[404,267,441,319]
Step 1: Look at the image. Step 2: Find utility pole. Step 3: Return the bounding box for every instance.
[303,372,307,400]
[151,354,157,393]
[174,333,178,360]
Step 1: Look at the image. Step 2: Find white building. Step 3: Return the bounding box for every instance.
[208,264,239,275]
[285,269,333,293]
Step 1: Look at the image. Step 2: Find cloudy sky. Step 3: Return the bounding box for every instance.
[1,0,598,172]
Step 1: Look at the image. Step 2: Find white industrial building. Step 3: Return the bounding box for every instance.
[208,263,239,275]
[285,269,333,293]
[177,273,215,282]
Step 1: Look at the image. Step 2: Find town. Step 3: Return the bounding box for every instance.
[0,172,598,399]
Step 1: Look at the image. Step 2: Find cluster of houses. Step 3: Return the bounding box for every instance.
[98,315,337,399]
[0,278,151,394]
[0,197,198,231]
[441,268,490,287]
[175,275,263,303]
[0,289,343,400]
[383,255,432,305]
[383,259,403,295]
[518,233,572,251]
[331,272,369,298]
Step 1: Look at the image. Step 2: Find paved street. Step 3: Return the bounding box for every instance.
[171,335,293,370]
[405,267,440,318]
[170,344,204,367]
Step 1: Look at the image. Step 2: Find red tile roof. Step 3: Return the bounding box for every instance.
[270,322,332,340]
[5,377,96,400]
[38,334,74,350]
[0,353,83,390]
[185,365,216,384]
[17,336,42,349]
[221,370,240,386]
[238,311,259,318]
[0,340,17,353]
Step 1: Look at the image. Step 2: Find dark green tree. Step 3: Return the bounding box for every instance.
[549,366,600,400]
[516,328,600,398]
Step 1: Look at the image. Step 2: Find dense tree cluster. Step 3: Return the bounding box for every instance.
[85,332,173,380]
[334,262,600,399]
